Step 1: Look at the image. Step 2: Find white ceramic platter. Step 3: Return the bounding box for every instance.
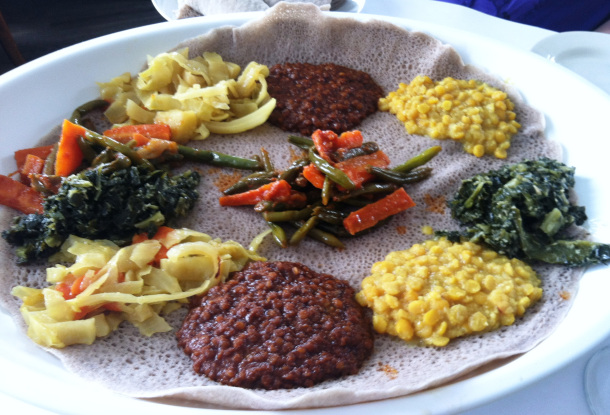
[151,0,366,20]
[531,31,610,96]
[1,10,609,415]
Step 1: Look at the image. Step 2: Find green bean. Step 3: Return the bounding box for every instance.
[278,158,309,183]
[99,153,132,174]
[288,135,314,150]
[91,148,116,167]
[266,221,287,248]
[177,145,262,170]
[392,146,442,173]
[253,200,274,212]
[254,200,292,213]
[289,216,319,246]
[308,148,356,190]
[223,172,276,195]
[321,176,332,205]
[150,152,185,166]
[260,147,274,173]
[315,208,347,225]
[263,206,314,222]
[247,171,278,178]
[83,130,155,170]
[77,136,100,164]
[70,99,109,125]
[334,142,380,162]
[29,174,62,195]
[314,221,351,237]
[369,166,432,185]
[42,144,58,175]
[306,227,345,249]
[333,183,397,202]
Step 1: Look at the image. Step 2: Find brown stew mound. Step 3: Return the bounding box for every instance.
[176,261,374,390]
[266,62,384,135]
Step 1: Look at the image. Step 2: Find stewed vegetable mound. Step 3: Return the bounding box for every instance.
[379,75,520,158]
[356,237,542,346]
[219,130,440,248]
[11,227,262,348]
[267,62,384,135]
[442,157,610,266]
[177,261,374,389]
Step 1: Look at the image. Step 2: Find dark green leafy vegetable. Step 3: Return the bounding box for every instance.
[2,165,200,264]
[440,157,609,266]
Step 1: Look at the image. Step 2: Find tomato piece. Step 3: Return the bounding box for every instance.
[219,180,292,206]
[343,188,416,235]
[0,175,44,214]
[302,164,326,189]
[14,145,54,172]
[335,150,390,188]
[103,124,172,142]
[312,129,364,163]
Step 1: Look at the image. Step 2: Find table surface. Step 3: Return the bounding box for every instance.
[1,1,609,414]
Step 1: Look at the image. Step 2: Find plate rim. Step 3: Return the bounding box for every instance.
[0,10,609,415]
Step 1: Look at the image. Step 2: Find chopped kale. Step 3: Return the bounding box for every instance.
[439,157,610,267]
[2,165,200,264]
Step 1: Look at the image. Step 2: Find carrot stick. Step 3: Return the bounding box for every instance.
[130,132,150,147]
[132,226,175,265]
[20,154,46,185]
[70,274,90,298]
[103,124,172,142]
[312,129,365,163]
[343,187,415,235]
[219,180,292,206]
[335,150,390,188]
[55,119,86,177]
[302,164,326,189]
[152,225,175,240]
[14,145,54,172]
[311,130,337,162]
[0,175,44,214]
[132,225,175,244]
[336,130,363,149]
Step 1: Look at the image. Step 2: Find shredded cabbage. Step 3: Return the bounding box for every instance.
[97,49,275,142]
[12,228,265,348]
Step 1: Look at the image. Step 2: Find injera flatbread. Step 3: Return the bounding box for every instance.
[176,0,332,18]
[0,3,584,410]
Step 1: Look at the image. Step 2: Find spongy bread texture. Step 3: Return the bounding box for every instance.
[0,3,582,410]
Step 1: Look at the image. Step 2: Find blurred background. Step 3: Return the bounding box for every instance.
[3,0,609,76]
[0,0,165,75]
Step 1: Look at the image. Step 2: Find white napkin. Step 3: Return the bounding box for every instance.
[176,0,332,18]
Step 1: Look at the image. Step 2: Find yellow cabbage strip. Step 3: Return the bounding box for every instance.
[97,49,275,142]
[11,229,264,348]
[204,98,277,135]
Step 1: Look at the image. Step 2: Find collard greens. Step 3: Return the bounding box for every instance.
[442,158,610,267]
[2,166,200,264]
